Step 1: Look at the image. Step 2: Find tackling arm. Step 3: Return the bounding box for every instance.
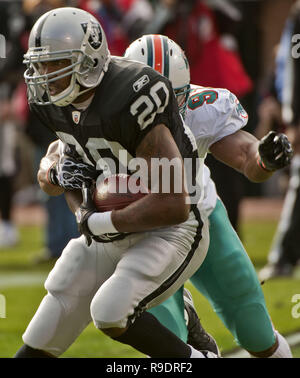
[209,130,293,183]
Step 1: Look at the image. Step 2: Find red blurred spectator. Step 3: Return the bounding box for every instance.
[161,0,253,97]
[78,0,129,55]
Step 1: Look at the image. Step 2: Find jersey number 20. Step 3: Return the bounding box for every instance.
[130,81,169,130]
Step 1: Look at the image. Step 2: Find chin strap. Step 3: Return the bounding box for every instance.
[52,74,96,107]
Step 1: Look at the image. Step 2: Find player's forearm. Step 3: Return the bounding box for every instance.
[210,131,273,183]
[242,143,273,183]
[111,193,190,233]
[37,142,65,196]
[38,156,65,196]
[37,140,64,196]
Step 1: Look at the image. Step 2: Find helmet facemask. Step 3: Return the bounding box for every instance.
[174,84,191,116]
[24,49,89,106]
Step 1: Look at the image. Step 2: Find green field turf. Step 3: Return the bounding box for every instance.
[0,219,299,358]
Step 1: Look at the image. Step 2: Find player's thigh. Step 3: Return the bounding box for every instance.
[44,236,118,295]
[91,211,209,329]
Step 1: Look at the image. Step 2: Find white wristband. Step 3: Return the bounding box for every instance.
[87,211,118,235]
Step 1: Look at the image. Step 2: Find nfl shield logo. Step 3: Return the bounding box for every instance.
[72,111,81,124]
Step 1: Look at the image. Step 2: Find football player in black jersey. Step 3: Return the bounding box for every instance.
[14,7,217,358]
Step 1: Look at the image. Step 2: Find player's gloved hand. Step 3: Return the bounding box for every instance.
[75,182,97,246]
[48,155,98,190]
[258,131,293,172]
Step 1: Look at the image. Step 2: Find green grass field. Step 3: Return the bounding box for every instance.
[0,219,300,358]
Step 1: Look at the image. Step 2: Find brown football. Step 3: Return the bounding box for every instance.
[93,174,149,212]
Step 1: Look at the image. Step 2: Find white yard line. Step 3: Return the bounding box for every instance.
[0,272,47,288]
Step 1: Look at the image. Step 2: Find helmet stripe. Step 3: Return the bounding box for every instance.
[162,36,169,79]
[35,12,50,47]
[153,35,163,74]
[146,35,154,69]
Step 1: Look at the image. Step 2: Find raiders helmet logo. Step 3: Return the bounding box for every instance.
[81,22,102,49]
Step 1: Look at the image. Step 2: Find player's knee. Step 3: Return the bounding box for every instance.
[91,275,135,330]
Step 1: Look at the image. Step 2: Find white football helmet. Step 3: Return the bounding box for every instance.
[23,7,111,106]
[124,34,191,114]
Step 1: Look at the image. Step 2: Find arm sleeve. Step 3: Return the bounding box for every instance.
[209,90,249,147]
[189,89,249,154]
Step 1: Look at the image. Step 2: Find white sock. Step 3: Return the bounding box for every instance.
[189,345,206,358]
[269,331,293,358]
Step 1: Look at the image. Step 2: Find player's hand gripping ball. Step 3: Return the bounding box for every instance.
[93,174,149,212]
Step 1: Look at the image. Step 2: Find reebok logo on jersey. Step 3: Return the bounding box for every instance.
[133,75,150,92]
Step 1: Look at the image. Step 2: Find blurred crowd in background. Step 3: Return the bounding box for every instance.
[0,0,299,277]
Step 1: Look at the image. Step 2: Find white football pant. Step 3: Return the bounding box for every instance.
[23,208,209,356]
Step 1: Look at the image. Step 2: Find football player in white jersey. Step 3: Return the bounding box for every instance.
[124,34,293,358]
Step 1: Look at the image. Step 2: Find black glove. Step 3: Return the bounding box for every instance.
[75,183,97,246]
[258,131,293,172]
[48,155,98,190]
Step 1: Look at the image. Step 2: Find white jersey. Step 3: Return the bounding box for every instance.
[185,85,249,215]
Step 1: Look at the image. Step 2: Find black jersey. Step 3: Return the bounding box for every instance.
[30,57,198,187]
